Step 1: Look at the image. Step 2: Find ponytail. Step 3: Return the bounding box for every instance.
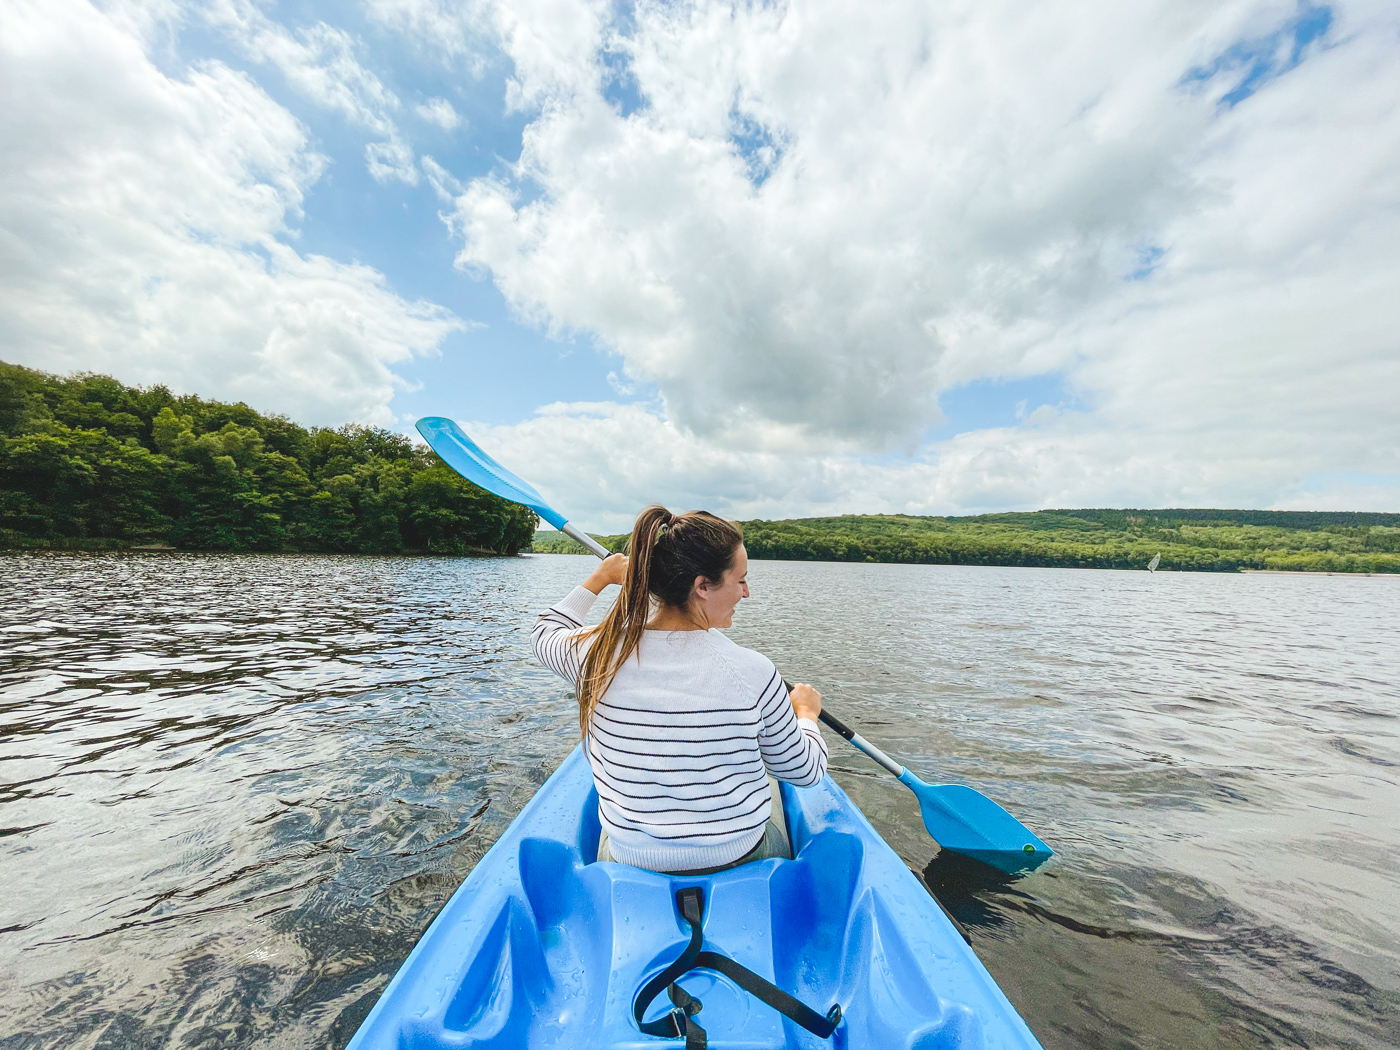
[573,505,743,736]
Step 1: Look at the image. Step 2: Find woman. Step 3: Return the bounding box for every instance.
[533,506,828,875]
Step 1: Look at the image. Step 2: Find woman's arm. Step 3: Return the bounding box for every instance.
[531,554,628,681]
[756,675,829,786]
[582,553,628,594]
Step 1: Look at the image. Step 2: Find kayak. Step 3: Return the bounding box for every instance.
[345,745,1044,1049]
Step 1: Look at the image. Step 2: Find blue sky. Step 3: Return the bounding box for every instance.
[2,0,1397,528]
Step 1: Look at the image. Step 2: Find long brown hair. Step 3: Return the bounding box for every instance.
[573,505,744,736]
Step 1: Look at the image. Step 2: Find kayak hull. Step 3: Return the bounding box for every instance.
[346,745,1043,1049]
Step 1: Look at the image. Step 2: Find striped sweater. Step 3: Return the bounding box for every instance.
[533,586,829,872]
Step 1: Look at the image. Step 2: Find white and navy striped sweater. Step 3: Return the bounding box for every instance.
[533,586,828,872]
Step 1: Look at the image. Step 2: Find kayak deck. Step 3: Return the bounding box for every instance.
[347,745,1043,1049]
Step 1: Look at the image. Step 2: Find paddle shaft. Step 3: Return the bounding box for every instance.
[562,522,611,558]
[780,677,905,778]
[815,709,905,778]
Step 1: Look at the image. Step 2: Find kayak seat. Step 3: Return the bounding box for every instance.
[358,746,1041,1050]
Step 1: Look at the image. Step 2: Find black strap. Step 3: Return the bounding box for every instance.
[634,889,705,1042]
[634,887,842,1048]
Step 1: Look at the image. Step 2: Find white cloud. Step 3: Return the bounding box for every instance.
[464,401,902,532]
[365,137,420,185]
[421,154,465,199]
[443,0,1220,445]
[416,96,461,130]
[96,0,183,39]
[1272,473,1400,514]
[215,7,398,132]
[468,391,1398,536]
[364,0,495,72]
[202,0,420,185]
[0,0,460,425]
[461,400,1152,533]
[417,0,1400,515]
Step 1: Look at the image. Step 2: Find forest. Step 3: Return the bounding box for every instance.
[531,508,1400,574]
[0,362,536,554]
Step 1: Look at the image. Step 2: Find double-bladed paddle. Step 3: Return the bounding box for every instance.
[416,415,1053,873]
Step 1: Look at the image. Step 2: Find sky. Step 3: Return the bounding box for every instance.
[1,0,1397,531]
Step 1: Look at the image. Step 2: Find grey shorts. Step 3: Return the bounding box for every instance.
[596,777,793,875]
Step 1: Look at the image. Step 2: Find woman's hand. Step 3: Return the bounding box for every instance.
[583,553,629,594]
[788,682,822,722]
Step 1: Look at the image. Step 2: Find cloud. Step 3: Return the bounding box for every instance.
[421,154,465,200]
[468,388,1398,535]
[1272,472,1400,513]
[364,0,494,68]
[208,4,398,133]
[414,0,1399,515]
[463,401,910,532]
[440,0,1225,446]
[365,137,420,185]
[416,96,462,130]
[459,399,1176,533]
[202,0,420,184]
[0,0,460,425]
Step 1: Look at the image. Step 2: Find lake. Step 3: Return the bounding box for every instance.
[1,552,1396,1048]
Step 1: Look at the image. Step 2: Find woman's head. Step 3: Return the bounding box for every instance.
[574,506,745,735]
[627,505,746,623]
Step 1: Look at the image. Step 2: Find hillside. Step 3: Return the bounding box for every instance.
[532,508,1400,573]
[0,362,536,554]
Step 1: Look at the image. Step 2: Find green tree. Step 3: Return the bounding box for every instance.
[0,361,538,554]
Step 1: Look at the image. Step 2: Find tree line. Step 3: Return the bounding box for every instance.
[0,362,536,554]
[532,509,1400,574]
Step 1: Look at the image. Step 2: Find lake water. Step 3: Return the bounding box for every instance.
[1,552,1397,1049]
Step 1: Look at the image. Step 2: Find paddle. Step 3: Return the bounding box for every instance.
[808,703,1051,873]
[415,415,1053,873]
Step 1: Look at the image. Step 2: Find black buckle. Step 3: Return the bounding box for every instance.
[677,886,703,924]
[666,1007,688,1038]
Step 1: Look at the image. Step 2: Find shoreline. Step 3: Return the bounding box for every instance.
[1238,569,1400,578]
[528,546,1399,577]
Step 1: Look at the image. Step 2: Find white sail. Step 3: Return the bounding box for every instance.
[1148,553,1161,572]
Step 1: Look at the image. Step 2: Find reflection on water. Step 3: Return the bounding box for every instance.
[1,552,1396,1048]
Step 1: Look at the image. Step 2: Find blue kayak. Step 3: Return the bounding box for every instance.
[346,745,1044,1049]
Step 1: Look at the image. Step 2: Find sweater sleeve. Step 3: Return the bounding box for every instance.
[754,667,829,787]
[532,586,598,683]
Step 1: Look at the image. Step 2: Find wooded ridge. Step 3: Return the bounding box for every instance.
[531,508,1400,574]
[0,362,536,554]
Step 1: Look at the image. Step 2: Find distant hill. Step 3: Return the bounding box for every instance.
[0,361,536,554]
[532,508,1400,574]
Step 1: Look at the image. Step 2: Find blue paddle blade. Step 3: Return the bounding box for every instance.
[898,769,1053,874]
[416,417,568,530]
